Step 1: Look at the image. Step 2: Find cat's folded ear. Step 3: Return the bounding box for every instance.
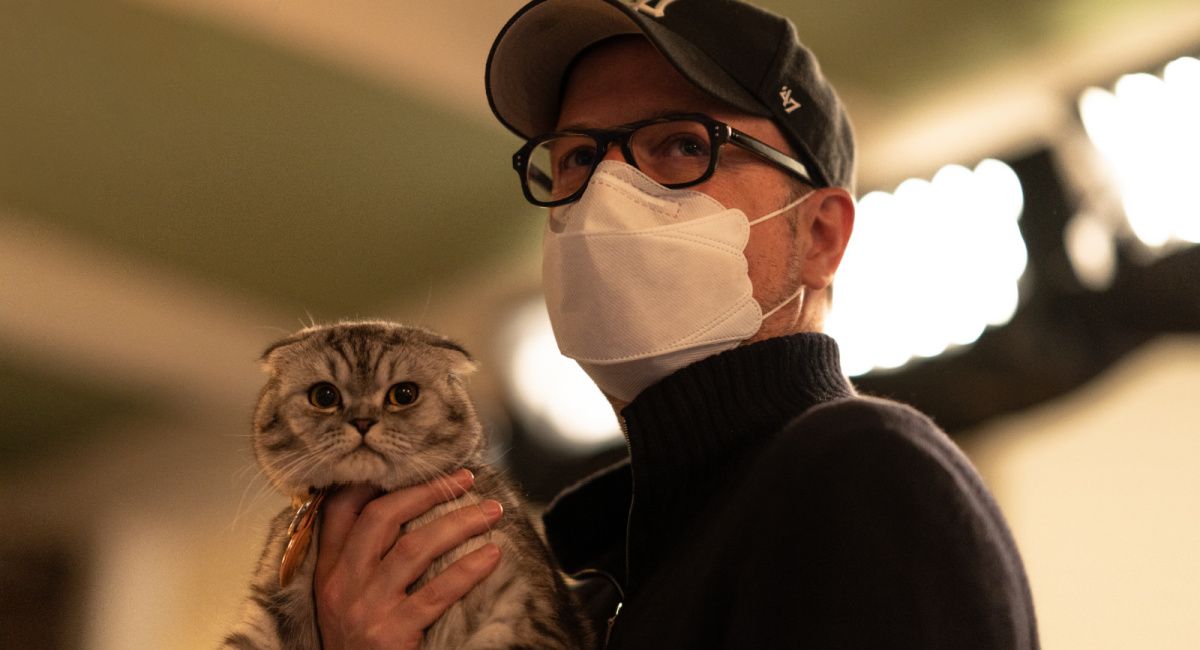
[258,331,311,372]
[431,338,479,377]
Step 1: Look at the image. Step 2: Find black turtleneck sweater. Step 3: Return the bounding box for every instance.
[543,334,1039,649]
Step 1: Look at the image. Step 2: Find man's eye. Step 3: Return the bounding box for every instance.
[666,135,709,157]
[558,146,597,171]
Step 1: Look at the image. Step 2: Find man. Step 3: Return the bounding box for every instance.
[314,1,1040,648]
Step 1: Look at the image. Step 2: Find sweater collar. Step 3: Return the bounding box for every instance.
[622,332,854,497]
[544,333,854,577]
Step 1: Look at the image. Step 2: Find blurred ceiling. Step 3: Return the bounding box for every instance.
[1,0,1198,463]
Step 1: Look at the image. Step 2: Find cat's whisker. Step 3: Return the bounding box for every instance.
[415,284,434,328]
[231,458,261,483]
[228,478,274,532]
[487,442,516,467]
[228,457,295,531]
[407,455,469,506]
[276,450,321,488]
[254,449,318,504]
[255,323,293,338]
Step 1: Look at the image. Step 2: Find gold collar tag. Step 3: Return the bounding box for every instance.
[279,487,328,587]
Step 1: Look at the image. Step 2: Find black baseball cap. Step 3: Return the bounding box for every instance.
[485,0,856,191]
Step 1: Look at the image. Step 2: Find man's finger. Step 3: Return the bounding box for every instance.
[318,484,379,574]
[338,470,476,570]
[402,543,502,631]
[375,499,504,590]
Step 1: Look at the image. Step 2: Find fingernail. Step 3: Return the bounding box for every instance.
[455,468,475,486]
[480,500,503,518]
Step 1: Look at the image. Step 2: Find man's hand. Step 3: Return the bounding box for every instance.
[315,469,503,650]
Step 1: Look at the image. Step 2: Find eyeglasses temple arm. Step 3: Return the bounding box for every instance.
[727,130,814,185]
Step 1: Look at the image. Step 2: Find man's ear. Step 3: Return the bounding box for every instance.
[799,187,855,290]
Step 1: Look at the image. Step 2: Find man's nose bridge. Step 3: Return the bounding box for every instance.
[596,131,638,166]
[600,143,627,163]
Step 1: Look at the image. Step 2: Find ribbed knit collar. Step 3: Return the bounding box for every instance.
[623,332,853,501]
[543,333,854,584]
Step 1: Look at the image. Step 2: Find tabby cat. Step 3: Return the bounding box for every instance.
[223,321,589,649]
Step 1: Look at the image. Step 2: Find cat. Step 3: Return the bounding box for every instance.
[223,321,590,649]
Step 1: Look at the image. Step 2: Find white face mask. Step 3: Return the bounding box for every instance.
[542,160,813,402]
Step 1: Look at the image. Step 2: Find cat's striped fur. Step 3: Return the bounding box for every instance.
[223,321,590,649]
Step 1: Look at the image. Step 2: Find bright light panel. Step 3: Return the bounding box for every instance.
[826,159,1028,376]
[1079,56,1200,248]
[500,298,622,449]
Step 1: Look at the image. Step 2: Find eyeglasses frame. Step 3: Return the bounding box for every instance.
[511,113,816,207]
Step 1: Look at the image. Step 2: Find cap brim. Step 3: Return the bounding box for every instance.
[486,0,768,140]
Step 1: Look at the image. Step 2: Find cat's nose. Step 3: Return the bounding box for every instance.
[350,418,377,434]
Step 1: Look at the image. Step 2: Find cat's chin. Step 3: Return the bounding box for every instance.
[325,447,393,486]
[323,450,464,492]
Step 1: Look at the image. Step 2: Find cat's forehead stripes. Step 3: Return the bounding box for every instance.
[322,329,375,384]
[263,321,474,389]
[323,326,425,384]
[322,351,339,383]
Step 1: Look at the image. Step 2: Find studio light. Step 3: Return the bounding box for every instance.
[1079,56,1200,249]
[498,298,622,450]
[826,159,1029,376]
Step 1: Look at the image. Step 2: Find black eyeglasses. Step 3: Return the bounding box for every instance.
[512,113,814,207]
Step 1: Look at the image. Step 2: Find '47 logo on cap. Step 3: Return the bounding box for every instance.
[778,85,802,114]
[620,0,676,19]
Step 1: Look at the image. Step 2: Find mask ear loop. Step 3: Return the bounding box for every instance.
[762,285,805,319]
[747,190,815,227]
[752,190,816,320]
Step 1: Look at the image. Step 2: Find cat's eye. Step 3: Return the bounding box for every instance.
[386,382,420,408]
[308,382,341,410]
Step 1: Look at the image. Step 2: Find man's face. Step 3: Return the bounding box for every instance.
[555,37,816,341]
